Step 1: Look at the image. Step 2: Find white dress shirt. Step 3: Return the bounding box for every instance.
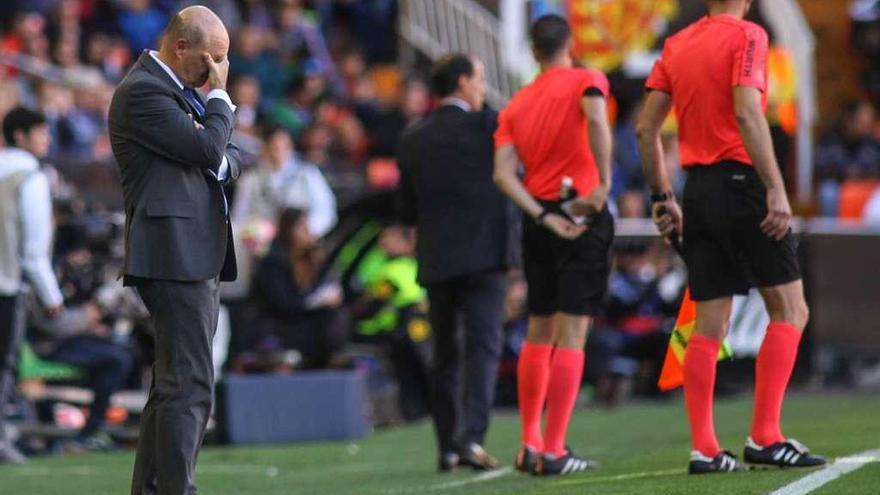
[149,50,235,181]
[440,96,472,112]
[0,148,63,307]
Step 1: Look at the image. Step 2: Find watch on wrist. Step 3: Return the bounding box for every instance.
[650,191,674,203]
[535,209,550,226]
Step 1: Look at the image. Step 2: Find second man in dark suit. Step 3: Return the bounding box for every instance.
[398,54,517,471]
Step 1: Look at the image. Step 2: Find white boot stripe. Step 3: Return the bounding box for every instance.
[790,453,800,464]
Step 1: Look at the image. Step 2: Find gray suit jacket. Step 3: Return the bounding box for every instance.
[109,51,241,284]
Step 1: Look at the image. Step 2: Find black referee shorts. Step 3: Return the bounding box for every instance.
[682,161,801,302]
[522,203,614,316]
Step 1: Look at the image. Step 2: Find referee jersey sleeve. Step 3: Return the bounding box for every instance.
[731,23,769,92]
[646,42,672,93]
[494,108,515,148]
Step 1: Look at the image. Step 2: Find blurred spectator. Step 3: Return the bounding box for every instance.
[617,189,649,219]
[275,0,338,87]
[178,0,241,32]
[240,0,274,28]
[83,32,131,82]
[851,0,880,96]
[116,0,167,56]
[611,105,645,198]
[349,224,430,420]
[229,24,291,102]
[232,125,338,238]
[1,12,46,59]
[245,208,348,368]
[367,77,431,158]
[268,72,325,137]
[230,75,262,136]
[0,108,64,464]
[589,242,683,407]
[815,100,880,216]
[27,293,133,452]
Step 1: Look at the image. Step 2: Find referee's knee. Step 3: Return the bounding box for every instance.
[791,301,810,331]
[769,300,809,331]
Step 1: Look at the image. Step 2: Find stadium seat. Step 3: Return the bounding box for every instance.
[837,180,880,219]
[18,342,85,382]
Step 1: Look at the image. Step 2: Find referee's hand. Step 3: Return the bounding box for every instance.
[543,213,587,240]
[762,188,792,241]
[651,200,683,240]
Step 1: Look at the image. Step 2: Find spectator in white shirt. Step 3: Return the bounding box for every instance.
[232,124,337,238]
[228,125,337,297]
[0,107,64,464]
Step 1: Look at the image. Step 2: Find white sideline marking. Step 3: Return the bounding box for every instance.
[427,467,514,491]
[554,468,684,486]
[382,467,514,494]
[769,448,880,495]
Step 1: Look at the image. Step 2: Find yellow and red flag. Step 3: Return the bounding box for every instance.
[658,288,733,391]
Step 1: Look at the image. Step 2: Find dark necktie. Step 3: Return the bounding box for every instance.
[183,87,205,119]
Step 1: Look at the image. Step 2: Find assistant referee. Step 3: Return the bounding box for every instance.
[637,0,826,475]
[493,14,613,476]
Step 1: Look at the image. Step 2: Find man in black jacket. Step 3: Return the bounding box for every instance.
[398,54,517,472]
[108,6,241,495]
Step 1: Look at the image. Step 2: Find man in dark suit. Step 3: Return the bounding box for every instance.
[108,6,241,495]
[398,54,517,472]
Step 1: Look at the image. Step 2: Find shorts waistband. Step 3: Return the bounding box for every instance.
[684,160,754,174]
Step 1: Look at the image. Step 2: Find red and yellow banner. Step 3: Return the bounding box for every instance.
[568,0,679,71]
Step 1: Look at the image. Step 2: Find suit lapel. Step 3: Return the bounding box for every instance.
[137,50,206,122]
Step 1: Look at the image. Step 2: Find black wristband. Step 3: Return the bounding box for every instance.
[650,191,674,203]
[535,209,550,225]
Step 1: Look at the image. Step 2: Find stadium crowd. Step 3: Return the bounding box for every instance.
[0,0,878,460]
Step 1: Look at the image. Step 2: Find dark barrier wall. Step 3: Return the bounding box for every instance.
[804,226,880,350]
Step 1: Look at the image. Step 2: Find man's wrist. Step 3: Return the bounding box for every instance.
[535,209,550,225]
[650,190,674,203]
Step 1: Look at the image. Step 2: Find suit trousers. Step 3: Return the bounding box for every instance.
[131,278,220,495]
[426,270,506,454]
[0,294,24,443]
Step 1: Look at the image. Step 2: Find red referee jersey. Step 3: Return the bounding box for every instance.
[495,66,610,200]
[646,14,769,168]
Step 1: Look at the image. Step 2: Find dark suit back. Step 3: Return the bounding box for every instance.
[398,106,518,285]
[109,52,239,283]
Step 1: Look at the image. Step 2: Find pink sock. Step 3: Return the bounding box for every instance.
[684,334,721,457]
[517,342,553,451]
[751,322,802,446]
[542,348,585,457]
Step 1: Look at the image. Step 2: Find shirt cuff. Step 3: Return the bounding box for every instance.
[218,155,230,181]
[206,89,237,112]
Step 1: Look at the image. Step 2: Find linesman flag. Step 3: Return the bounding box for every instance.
[658,288,733,391]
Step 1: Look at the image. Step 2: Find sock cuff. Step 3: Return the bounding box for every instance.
[766,321,802,342]
[521,342,554,362]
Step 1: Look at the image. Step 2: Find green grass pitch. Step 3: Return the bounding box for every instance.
[2,393,878,494]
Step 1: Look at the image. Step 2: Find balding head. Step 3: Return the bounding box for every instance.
[158,6,229,88]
